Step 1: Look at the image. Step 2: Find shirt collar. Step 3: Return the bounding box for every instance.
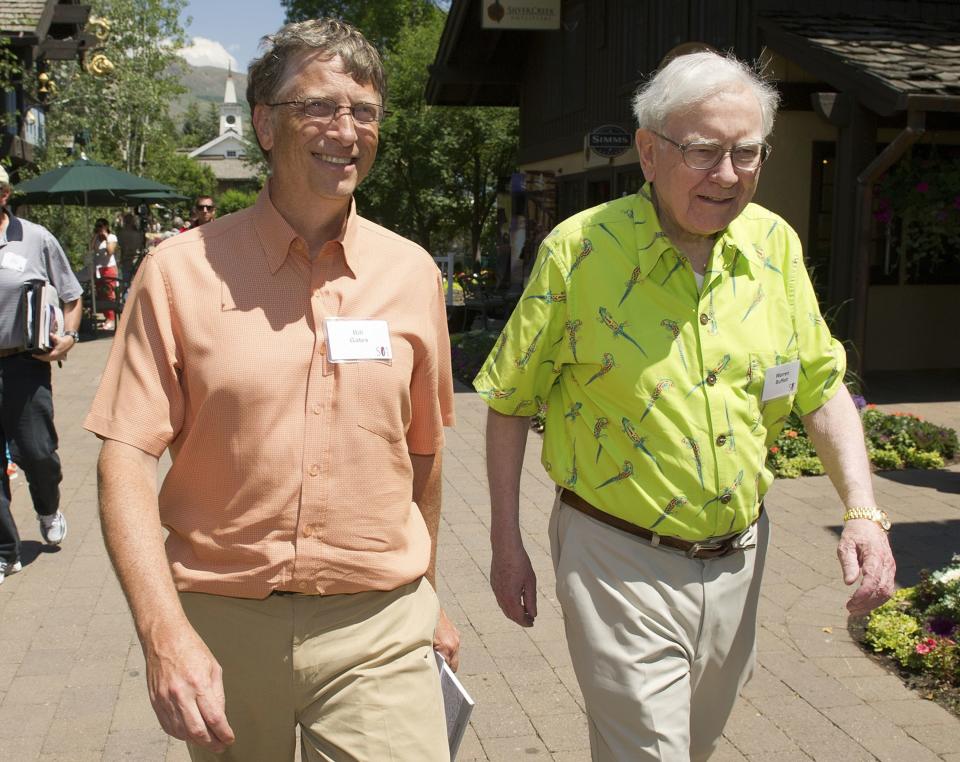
[0,206,23,244]
[252,183,361,276]
[635,182,761,277]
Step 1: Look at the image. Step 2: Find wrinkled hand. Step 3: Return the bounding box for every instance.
[144,624,235,752]
[433,608,461,672]
[34,333,75,363]
[490,539,538,627]
[837,518,896,615]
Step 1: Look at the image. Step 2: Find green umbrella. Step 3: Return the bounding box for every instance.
[12,157,179,206]
[123,189,190,203]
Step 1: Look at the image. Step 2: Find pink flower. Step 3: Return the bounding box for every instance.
[769,446,779,454]
[915,181,930,193]
[915,637,937,655]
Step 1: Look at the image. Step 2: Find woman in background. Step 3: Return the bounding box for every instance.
[90,217,118,330]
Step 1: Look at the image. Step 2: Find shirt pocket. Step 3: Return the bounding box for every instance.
[354,341,414,444]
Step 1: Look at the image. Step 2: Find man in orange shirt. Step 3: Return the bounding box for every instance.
[86,19,457,761]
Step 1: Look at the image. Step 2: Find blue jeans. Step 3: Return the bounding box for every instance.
[0,353,62,563]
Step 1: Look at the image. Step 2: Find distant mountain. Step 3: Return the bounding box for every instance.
[169,63,250,125]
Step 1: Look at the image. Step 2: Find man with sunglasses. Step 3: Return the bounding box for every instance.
[477,50,895,760]
[86,18,456,761]
[187,196,217,229]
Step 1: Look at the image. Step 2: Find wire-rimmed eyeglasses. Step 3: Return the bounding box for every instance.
[266,96,387,125]
[653,131,771,171]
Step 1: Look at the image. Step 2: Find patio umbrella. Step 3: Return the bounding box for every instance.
[123,189,190,203]
[11,158,180,329]
[11,157,178,206]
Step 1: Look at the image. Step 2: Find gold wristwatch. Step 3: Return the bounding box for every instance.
[842,506,891,531]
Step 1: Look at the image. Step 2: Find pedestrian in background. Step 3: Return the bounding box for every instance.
[188,195,217,229]
[0,165,82,584]
[90,217,118,330]
[477,50,895,761]
[86,17,457,761]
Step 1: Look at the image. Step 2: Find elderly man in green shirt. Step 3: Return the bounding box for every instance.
[475,51,896,761]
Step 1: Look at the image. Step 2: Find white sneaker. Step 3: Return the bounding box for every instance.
[0,559,22,584]
[39,511,67,545]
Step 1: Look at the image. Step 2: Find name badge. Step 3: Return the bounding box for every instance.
[761,360,800,402]
[1,251,27,272]
[325,318,393,362]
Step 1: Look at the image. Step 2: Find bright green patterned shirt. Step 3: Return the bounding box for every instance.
[474,184,845,541]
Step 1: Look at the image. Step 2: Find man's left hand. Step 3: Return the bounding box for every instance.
[35,332,76,363]
[433,608,461,672]
[837,518,896,615]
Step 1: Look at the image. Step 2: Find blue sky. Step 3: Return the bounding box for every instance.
[179,1,287,71]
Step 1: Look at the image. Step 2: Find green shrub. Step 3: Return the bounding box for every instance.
[905,449,945,470]
[865,557,960,686]
[861,408,958,460]
[869,447,904,471]
[450,330,501,386]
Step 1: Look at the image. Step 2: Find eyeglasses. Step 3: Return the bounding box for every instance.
[196,204,215,211]
[266,97,387,125]
[653,131,771,171]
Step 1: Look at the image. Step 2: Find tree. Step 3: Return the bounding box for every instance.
[281,0,441,51]
[356,10,517,260]
[179,100,220,149]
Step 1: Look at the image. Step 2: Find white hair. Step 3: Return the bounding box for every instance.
[632,51,780,138]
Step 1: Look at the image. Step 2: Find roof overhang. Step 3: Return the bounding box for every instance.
[426,0,524,106]
[758,14,960,117]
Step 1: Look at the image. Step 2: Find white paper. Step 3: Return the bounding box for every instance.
[324,318,392,362]
[1,250,26,272]
[761,360,800,402]
[435,651,475,760]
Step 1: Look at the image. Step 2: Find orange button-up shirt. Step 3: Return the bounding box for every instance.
[85,187,454,598]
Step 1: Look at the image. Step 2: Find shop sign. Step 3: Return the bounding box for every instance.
[23,107,45,148]
[588,125,632,159]
[481,0,561,30]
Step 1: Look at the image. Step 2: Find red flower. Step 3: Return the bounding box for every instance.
[786,430,798,438]
[769,446,780,454]
[915,181,930,193]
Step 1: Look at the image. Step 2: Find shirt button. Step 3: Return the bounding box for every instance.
[301,525,313,537]
[308,464,320,477]
[706,373,717,386]
[319,344,327,356]
[699,313,710,325]
[716,434,727,446]
[312,402,322,415]
[720,494,732,505]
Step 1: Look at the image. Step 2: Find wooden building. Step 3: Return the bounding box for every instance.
[427,0,960,372]
[0,0,91,174]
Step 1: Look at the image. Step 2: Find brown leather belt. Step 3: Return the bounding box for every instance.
[559,488,762,559]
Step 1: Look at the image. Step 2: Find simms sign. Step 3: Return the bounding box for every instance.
[481,0,561,30]
[588,125,633,159]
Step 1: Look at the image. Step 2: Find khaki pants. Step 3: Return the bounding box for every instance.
[180,578,449,762]
[550,496,769,762]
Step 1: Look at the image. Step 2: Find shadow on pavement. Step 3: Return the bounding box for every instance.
[876,468,960,495]
[19,540,62,567]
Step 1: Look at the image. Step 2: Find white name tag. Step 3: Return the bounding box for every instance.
[1,251,26,272]
[325,318,393,362]
[761,360,800,402]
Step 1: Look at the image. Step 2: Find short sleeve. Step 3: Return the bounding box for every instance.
[44,232,83,302]
[406,268,455,454]
[788,233,847,416]
[83,255,184,456]
[472,238,566,416]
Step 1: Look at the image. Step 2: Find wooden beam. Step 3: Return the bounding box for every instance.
[51,3,90,26]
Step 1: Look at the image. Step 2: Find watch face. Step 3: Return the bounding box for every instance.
[879,512,892,531]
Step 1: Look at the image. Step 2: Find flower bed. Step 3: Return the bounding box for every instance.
[450,330,501,386]
[862,556,960,714]
[768,398,958,479]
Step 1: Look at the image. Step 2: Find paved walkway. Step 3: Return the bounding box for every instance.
[1,336,958,761]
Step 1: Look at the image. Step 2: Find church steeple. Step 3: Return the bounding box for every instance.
[219,66,243,137]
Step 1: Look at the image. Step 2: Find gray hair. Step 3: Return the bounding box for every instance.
[632,51,780,138]
[246,18,386,113]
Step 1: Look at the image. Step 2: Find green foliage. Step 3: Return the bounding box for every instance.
[357,10,518,259]
[217,188,260,216]
[767,399,957,479]
[281,0,440,51]
[179,100,220,149]
[449,330,500,386]
[866,557,960,685]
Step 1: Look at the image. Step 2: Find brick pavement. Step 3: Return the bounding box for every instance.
[1,336,958,761]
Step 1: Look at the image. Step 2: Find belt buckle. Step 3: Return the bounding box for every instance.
[686,540,725,558]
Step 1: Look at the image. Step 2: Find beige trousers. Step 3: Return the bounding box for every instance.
[180,578,449,762]
[550,496,769,762]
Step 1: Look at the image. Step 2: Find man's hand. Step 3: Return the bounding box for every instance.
[35,333,76,363]
[838,518,896,615]
[490,538,538,627]
[433,608,461,672]
[145,622,235,752]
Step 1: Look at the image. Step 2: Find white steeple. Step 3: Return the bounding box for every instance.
[219,65,243,137]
